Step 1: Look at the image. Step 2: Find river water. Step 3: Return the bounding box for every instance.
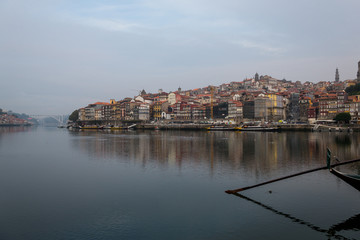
[0,127,359,240]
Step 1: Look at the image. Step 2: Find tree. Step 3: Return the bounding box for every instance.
[334,112,351,124]
[345,83,360,96]
[69,109,79,122]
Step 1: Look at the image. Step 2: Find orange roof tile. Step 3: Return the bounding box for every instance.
[93,102,110,105]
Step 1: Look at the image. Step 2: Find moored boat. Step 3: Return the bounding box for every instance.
[226,149,360,194]
[206,125,238,131]
[329,168,360,191]
[79,125,100,129]
[110,126,123,130]
[240,125,279,131]
[327,148,360,191]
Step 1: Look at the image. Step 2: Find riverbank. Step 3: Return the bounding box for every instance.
[278,124,360,132]
[137,123,360,132]
[72,122,360,132]
[136,123,212,130]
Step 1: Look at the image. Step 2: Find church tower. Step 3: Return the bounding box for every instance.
[357,61,360,81]
[335,68,339,82]
[255,72,259,81]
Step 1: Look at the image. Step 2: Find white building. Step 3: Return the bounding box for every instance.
[139,103,150,121]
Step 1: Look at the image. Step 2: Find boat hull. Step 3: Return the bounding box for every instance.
[240,127,279,132]
[79,126,101,130]
[110,127,123,130]
[207,127,237,131]
[330,168,360,191]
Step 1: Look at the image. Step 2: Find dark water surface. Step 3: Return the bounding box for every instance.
[0,127,359,240]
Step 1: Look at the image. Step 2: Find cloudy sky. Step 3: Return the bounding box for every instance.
[1,0,359,115]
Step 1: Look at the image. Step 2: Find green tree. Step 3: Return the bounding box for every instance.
[334,112,351,124]
[345,83,360,96]
[69,109,79,122]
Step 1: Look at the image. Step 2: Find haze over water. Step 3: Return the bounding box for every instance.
[0,127,359,239]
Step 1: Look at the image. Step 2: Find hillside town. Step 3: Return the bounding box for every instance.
[77,61,360,125]
[0,109,33,126]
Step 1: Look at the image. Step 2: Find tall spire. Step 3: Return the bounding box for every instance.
[335,68,339,82]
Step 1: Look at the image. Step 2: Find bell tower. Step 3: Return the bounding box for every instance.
[255,72,259,81]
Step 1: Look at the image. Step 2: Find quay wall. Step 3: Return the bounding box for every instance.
[136,123,212,130]
[277,124,313,131]
[76,120,360,132]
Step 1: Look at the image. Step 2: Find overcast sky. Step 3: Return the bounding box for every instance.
[1,0,359,115]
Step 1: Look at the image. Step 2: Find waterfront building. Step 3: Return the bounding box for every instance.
[318,94,337,120]
[213,102,228,119]
[113,102,122,120]
[116,102,126,120]
[254,96,270,121]
[227,101,243,122]
[344,95,360,120]
[191,105,206,120]
[95,108,102,120]
[307,106,317,123]
[266,93,284,121]
[299,96,312,122]
[349,99,360,122]
[336,91,348,113]
[139,103,150,121]
[78,108,85,121]
[123,101,140,121]
[102,104,113,120]
[175,102,191,120]
[84,107,95,121]
[84,102,109,121]
[243,101,255,120]
[152,101,163,120]
[160,110,170,120]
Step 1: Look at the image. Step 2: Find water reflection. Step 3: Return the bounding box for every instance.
[0,126,34,147]
[335,135,352,146]
[69,130,360,177]
[1,128,359,240]
[233,192,359,240]
[329,214,360,232]
[0,126,33,134]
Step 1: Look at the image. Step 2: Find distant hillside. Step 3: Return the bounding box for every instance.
[0,108,38,125]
